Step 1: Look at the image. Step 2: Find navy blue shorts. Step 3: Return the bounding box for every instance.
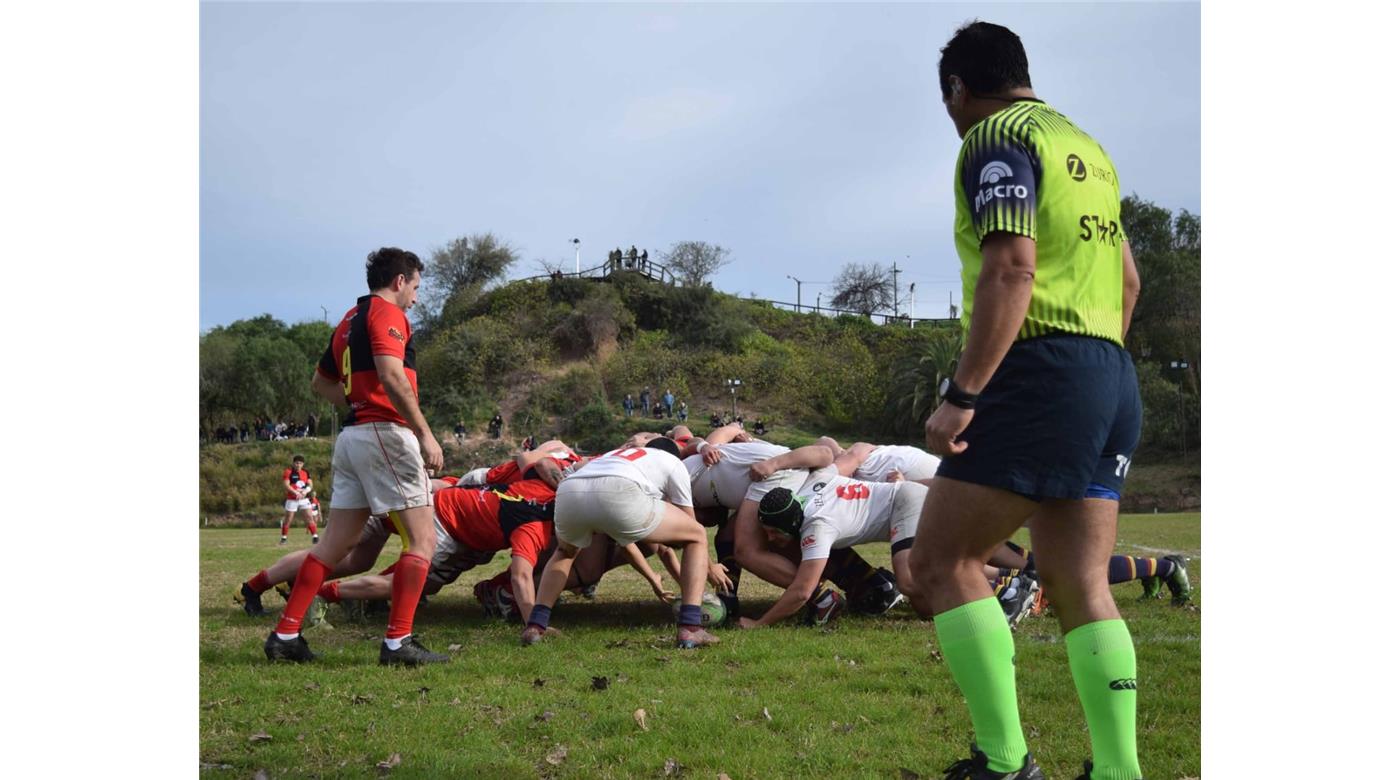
[935,335,1141,501]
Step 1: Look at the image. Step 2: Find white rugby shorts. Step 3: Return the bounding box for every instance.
[331,422,431,515]
[554,475,663,549]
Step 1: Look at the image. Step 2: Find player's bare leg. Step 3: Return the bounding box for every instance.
[641,504,718,648]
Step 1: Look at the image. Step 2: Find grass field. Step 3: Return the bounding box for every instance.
[200,513,1201,779]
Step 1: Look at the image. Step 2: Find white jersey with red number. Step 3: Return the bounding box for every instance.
[794,466,902,561]
[565,446,693,507]
[854,445,941,482]
[682,441,790,509]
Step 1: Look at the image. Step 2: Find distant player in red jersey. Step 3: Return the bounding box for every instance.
[264,247,448,666]
[279,455,319,545]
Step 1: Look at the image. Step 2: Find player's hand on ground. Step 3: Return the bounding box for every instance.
[702,446,724,466]
[651,583,676,604]
[924,403,972,457]
[420,434,445,473]
[737,617,760,629]
[748,459,778,481]
[707,563,735,593]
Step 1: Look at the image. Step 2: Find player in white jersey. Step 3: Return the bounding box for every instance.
[815,437,941,484]
[520,437,729,649]
[737,465,930,628]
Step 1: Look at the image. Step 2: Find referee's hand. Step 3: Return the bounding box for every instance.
[924,403,972,457]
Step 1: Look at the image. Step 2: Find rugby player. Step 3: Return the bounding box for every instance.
[738,464,928,628]
[686,426,901,621]
[279,455,319,545]
[520,437,728,649]
[816,438,942,485]
[265,247,447,666]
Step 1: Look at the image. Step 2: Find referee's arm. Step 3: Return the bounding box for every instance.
[953,232,1037,394]
[1121,239,1140,341]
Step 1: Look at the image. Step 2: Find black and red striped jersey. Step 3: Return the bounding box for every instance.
[316,295,418,426]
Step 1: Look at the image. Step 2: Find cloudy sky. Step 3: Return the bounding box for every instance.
[200,1,1199,330]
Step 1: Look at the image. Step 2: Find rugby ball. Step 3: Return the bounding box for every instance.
[671,592,728,627]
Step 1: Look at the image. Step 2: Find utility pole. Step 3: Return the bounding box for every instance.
[891,261,900,318]
[320,305,328,323]
[786,275,803,312]
[908,283,916,327]
[571,238,580,275]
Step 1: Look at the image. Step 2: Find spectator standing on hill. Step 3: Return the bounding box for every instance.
[709,411,722,429]
[489,412,503,439]
[267,246,448,667]
[454,420,467,444]
[663,389,675,418]
[754,420,767,437]
[910,22,1144,778]
[678,401,688,422]
[623,394,634,418]
[240,422,250,442]
[640,386,651,412]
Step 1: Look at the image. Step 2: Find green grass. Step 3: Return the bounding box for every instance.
[200,514,1200,778]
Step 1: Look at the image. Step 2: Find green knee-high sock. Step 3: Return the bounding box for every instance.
[1065,619,1142,780]
[933,597,1027,772]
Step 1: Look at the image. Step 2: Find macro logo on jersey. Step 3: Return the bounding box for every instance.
[973,160,1030,212]
[979,161,1013,184]
[1066,154,1087,181]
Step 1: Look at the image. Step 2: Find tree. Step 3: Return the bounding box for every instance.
[884,328,962,437]
[829,262,895,316]
[422,232,518,322]
[659,241,731,287]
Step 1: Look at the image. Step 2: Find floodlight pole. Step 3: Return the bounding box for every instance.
[725,378,742,420]
[572,238,581,275]
[786,275,803,313]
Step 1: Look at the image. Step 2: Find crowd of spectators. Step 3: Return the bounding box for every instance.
[625,386,688,421]
[208,415,319,444]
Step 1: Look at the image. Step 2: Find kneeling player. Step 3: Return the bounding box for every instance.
[738,465,928,628]
[520,437,728,649]
[308,478,556,624]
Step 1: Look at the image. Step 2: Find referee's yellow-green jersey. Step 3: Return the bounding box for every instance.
[952,99,1125,346]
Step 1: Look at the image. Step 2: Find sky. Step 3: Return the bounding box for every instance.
[200,1,1200,331]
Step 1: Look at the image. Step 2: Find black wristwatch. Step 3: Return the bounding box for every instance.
[938,377,979,410]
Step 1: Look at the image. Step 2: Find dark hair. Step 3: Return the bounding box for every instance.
[645,437,681,458]
[292,455,305,463]
[365,247,425,291]
[938,21,1032,100]
[758,488,804,537]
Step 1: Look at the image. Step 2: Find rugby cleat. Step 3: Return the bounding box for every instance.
[279,537,287,546]
[803,587,846,627]
[264,631,316,663]
[235,582,266,617]
[942,745,1045,780]
[849,567,904,616]
[379,635,449,666]
[311,535,319,545]
[473,580,503,618]
[675,626,721,649]
[1139,574,1163,600]
[999,573,1041,630]
[275,583,293,602]
[1163,554,1192,606]
[1073,759,1140,780]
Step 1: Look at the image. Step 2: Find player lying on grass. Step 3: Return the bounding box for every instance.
[684,424,902,621]
[238,475,560,625]
[738,464,930,628]
[520,437,731,649]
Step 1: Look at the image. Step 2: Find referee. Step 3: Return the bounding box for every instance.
[910,22,1144,780]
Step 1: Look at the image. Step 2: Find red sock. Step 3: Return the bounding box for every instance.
[385,553,430,640]
[307,520,318,536]
[280,522,290,536]
[247,570,272,594]
[274,554,332,635]
[317,581,341,602]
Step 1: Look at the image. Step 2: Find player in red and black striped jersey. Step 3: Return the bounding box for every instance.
[279,455,319,545]
[265,247,448,667]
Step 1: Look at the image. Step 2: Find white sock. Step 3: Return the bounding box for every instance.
[384,636,405,650]
[275,632,298,641]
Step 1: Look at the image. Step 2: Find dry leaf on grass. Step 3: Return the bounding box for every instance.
[535,711,555,723]
[633,708,648,731]
[253,770,269,780]
[717,774,733,780]
[761,707,772,721]
[533,678,546,687]
[663,757,685,776]
[447,644,463,652]
[591,676,610,691]
[248,732,272,744]
[544,744,568,766]
[899,769,921,780]
[376,752,402,774]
